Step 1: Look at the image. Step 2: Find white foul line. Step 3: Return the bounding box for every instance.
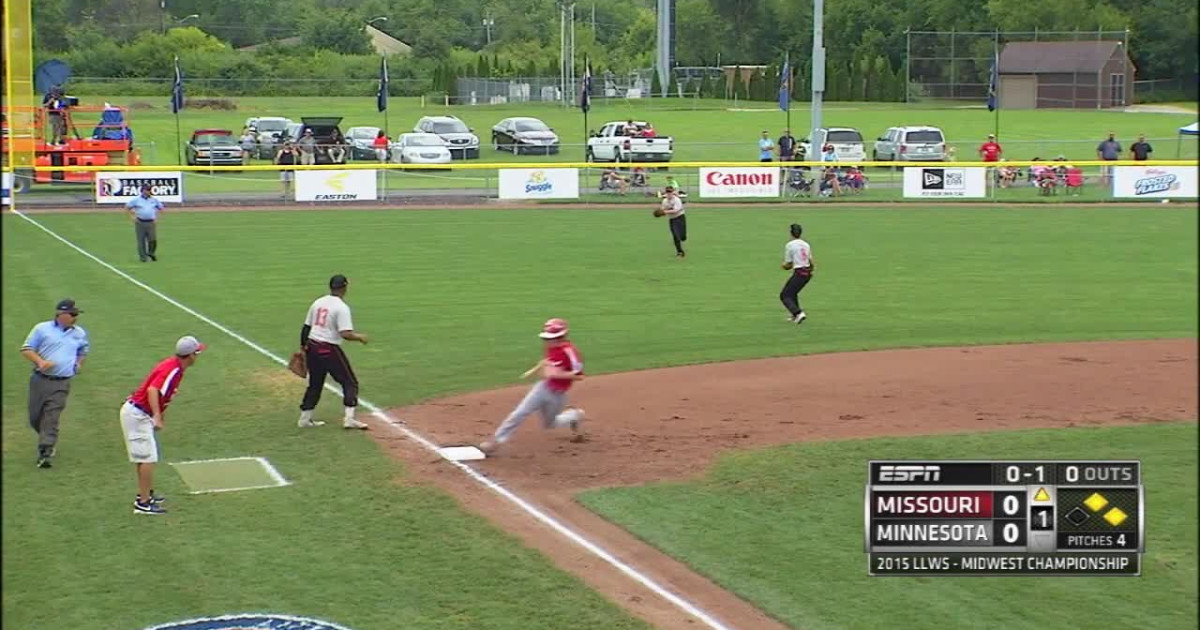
[9,209,735,630]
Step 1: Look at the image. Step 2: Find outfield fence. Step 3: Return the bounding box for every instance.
[4,159,1197,209]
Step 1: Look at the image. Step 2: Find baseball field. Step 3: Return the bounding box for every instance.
[2,200,1196,629]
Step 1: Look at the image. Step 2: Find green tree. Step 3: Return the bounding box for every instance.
[651,67,663,97]
[301,9,372,54]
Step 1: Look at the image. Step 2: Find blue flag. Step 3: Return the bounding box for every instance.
[986,47,998,112]
[580,57,592,113]
[779,54,790,112]
[377,56,389,113]
[170,55,184,114]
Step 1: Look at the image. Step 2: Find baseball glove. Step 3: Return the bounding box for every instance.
[653,208,665,217]
[287,351,308,378]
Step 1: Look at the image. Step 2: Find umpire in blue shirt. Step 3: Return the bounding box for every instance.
[21,299,90,468]
[126,184,164,262]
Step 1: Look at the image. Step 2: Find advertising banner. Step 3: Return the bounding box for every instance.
[498,168,580,200]
[1111,166,1198,199]
[698,167,781,198]
[295,170,378,202]
[903,167,987,198]
[95,172,184,203]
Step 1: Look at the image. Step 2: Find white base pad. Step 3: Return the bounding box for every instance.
[438,445,487,461]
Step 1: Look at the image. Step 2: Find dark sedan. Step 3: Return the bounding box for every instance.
[492,117,560,155]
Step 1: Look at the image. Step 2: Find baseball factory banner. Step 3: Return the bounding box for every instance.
[1111,166,1198,199]
[498,168,579,200]
[698,167,781,198]
[1,171,12,206]
[903,167,987,198]
[295,169,378,202]
[95,171,184,203]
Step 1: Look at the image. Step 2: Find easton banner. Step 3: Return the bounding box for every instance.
[295,169,378,202]
[95,172,184,203]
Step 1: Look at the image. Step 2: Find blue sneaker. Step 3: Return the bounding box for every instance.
[134,500,167,515]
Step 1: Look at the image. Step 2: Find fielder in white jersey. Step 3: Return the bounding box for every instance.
[659,187,688,257]
[297,274,370,429]
[780,223,814,324]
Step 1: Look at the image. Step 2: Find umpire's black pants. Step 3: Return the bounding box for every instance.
[669,215,688,254]
[780,268,812,316]
[300,340,359,410]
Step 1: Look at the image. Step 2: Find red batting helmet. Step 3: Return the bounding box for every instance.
[539,318,569,339]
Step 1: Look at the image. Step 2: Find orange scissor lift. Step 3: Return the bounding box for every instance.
[1,104,142,193]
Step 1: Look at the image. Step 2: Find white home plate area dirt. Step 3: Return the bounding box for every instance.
[373,339,1196,630]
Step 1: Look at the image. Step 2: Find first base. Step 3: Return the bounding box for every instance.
[439,445,486,461]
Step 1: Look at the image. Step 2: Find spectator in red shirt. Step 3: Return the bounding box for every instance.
[979,134,1002,162]
[120,335,206,515]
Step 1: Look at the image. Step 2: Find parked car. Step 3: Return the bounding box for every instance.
[800,127,866,162]
[492,117,560,155]
[283,116,348,164]
[186,129,244,166]
[873,126,947,162]
[414,115,479,159]
[586,121,673,163]
[245,116,293,159]
[345,126,395,160]
[393,133,452,165]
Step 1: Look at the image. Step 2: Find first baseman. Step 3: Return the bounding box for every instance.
[479,318,585,454]
[780,223,814,324]
[297,274,370,430]
[121,335,206,515]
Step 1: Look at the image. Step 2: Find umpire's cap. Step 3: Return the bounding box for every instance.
[790,223,803,237]
[329,274,349,290]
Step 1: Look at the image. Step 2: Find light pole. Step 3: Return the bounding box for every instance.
[482,13,495,46]
[365,16,388,30]
[176,14,199,26]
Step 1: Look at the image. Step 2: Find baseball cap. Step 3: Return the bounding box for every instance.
[329,274,349,289]
[176,335,206,356]
[55,298,82,315]
[539,318,569,339]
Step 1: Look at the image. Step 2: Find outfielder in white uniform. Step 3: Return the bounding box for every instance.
[780,223,814,324]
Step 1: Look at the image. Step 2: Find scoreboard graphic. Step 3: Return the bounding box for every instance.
[865,460,1144,576]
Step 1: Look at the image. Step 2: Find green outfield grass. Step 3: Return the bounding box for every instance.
[66,96,1199,172]
[3,205,1196,629]
[580,423,1199,630]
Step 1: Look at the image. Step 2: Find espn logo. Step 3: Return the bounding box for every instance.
[878,465,942,483]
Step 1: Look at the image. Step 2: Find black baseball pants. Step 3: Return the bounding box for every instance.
[299,341,359,410]
[780,269,812,317]
[669,215,687,254]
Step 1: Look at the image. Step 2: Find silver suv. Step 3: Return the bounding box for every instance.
[414,115,479,159]
[873,126,947,162]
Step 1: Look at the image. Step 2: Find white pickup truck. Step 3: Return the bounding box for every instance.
[586,121,673,163]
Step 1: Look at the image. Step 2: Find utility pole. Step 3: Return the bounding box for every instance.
[655,0,673,98]
[482,11,495,46]
[810,0,826,158]
[160,0,166,34]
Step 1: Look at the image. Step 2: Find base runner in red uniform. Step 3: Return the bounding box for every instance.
[479,318,585,455]
[120,335,206,515]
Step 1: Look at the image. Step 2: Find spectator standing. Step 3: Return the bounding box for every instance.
[298,128,318,166]
[758,131,775,162]
[126,184,164,262]
[21,299,89,468]
[239,127,257,164]
[1097,131,1122,185]
[777,129,796,162]
[275,141,298,199]
[372,130,390,163]
[979,134,1003,162]
[121,335,207,515]
[1130,134,1153,161]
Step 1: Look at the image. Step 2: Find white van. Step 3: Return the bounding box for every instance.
[873,126,947,162]
[800,127,866,162]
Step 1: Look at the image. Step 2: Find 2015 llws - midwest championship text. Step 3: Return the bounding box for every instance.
[865,460,1144,576]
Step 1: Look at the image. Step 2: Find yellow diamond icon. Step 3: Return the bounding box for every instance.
[1104,507,1128,527]
[1084,492,1109,512]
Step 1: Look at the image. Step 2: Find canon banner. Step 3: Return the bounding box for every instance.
[698,167,781,198]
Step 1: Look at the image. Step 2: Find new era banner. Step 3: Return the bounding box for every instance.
[95,171,184,203]
[295,169,378,202]
[499,168,580,199]
[903,167,987,198]
[1111,166,1198,199]
[699,167,781,198]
